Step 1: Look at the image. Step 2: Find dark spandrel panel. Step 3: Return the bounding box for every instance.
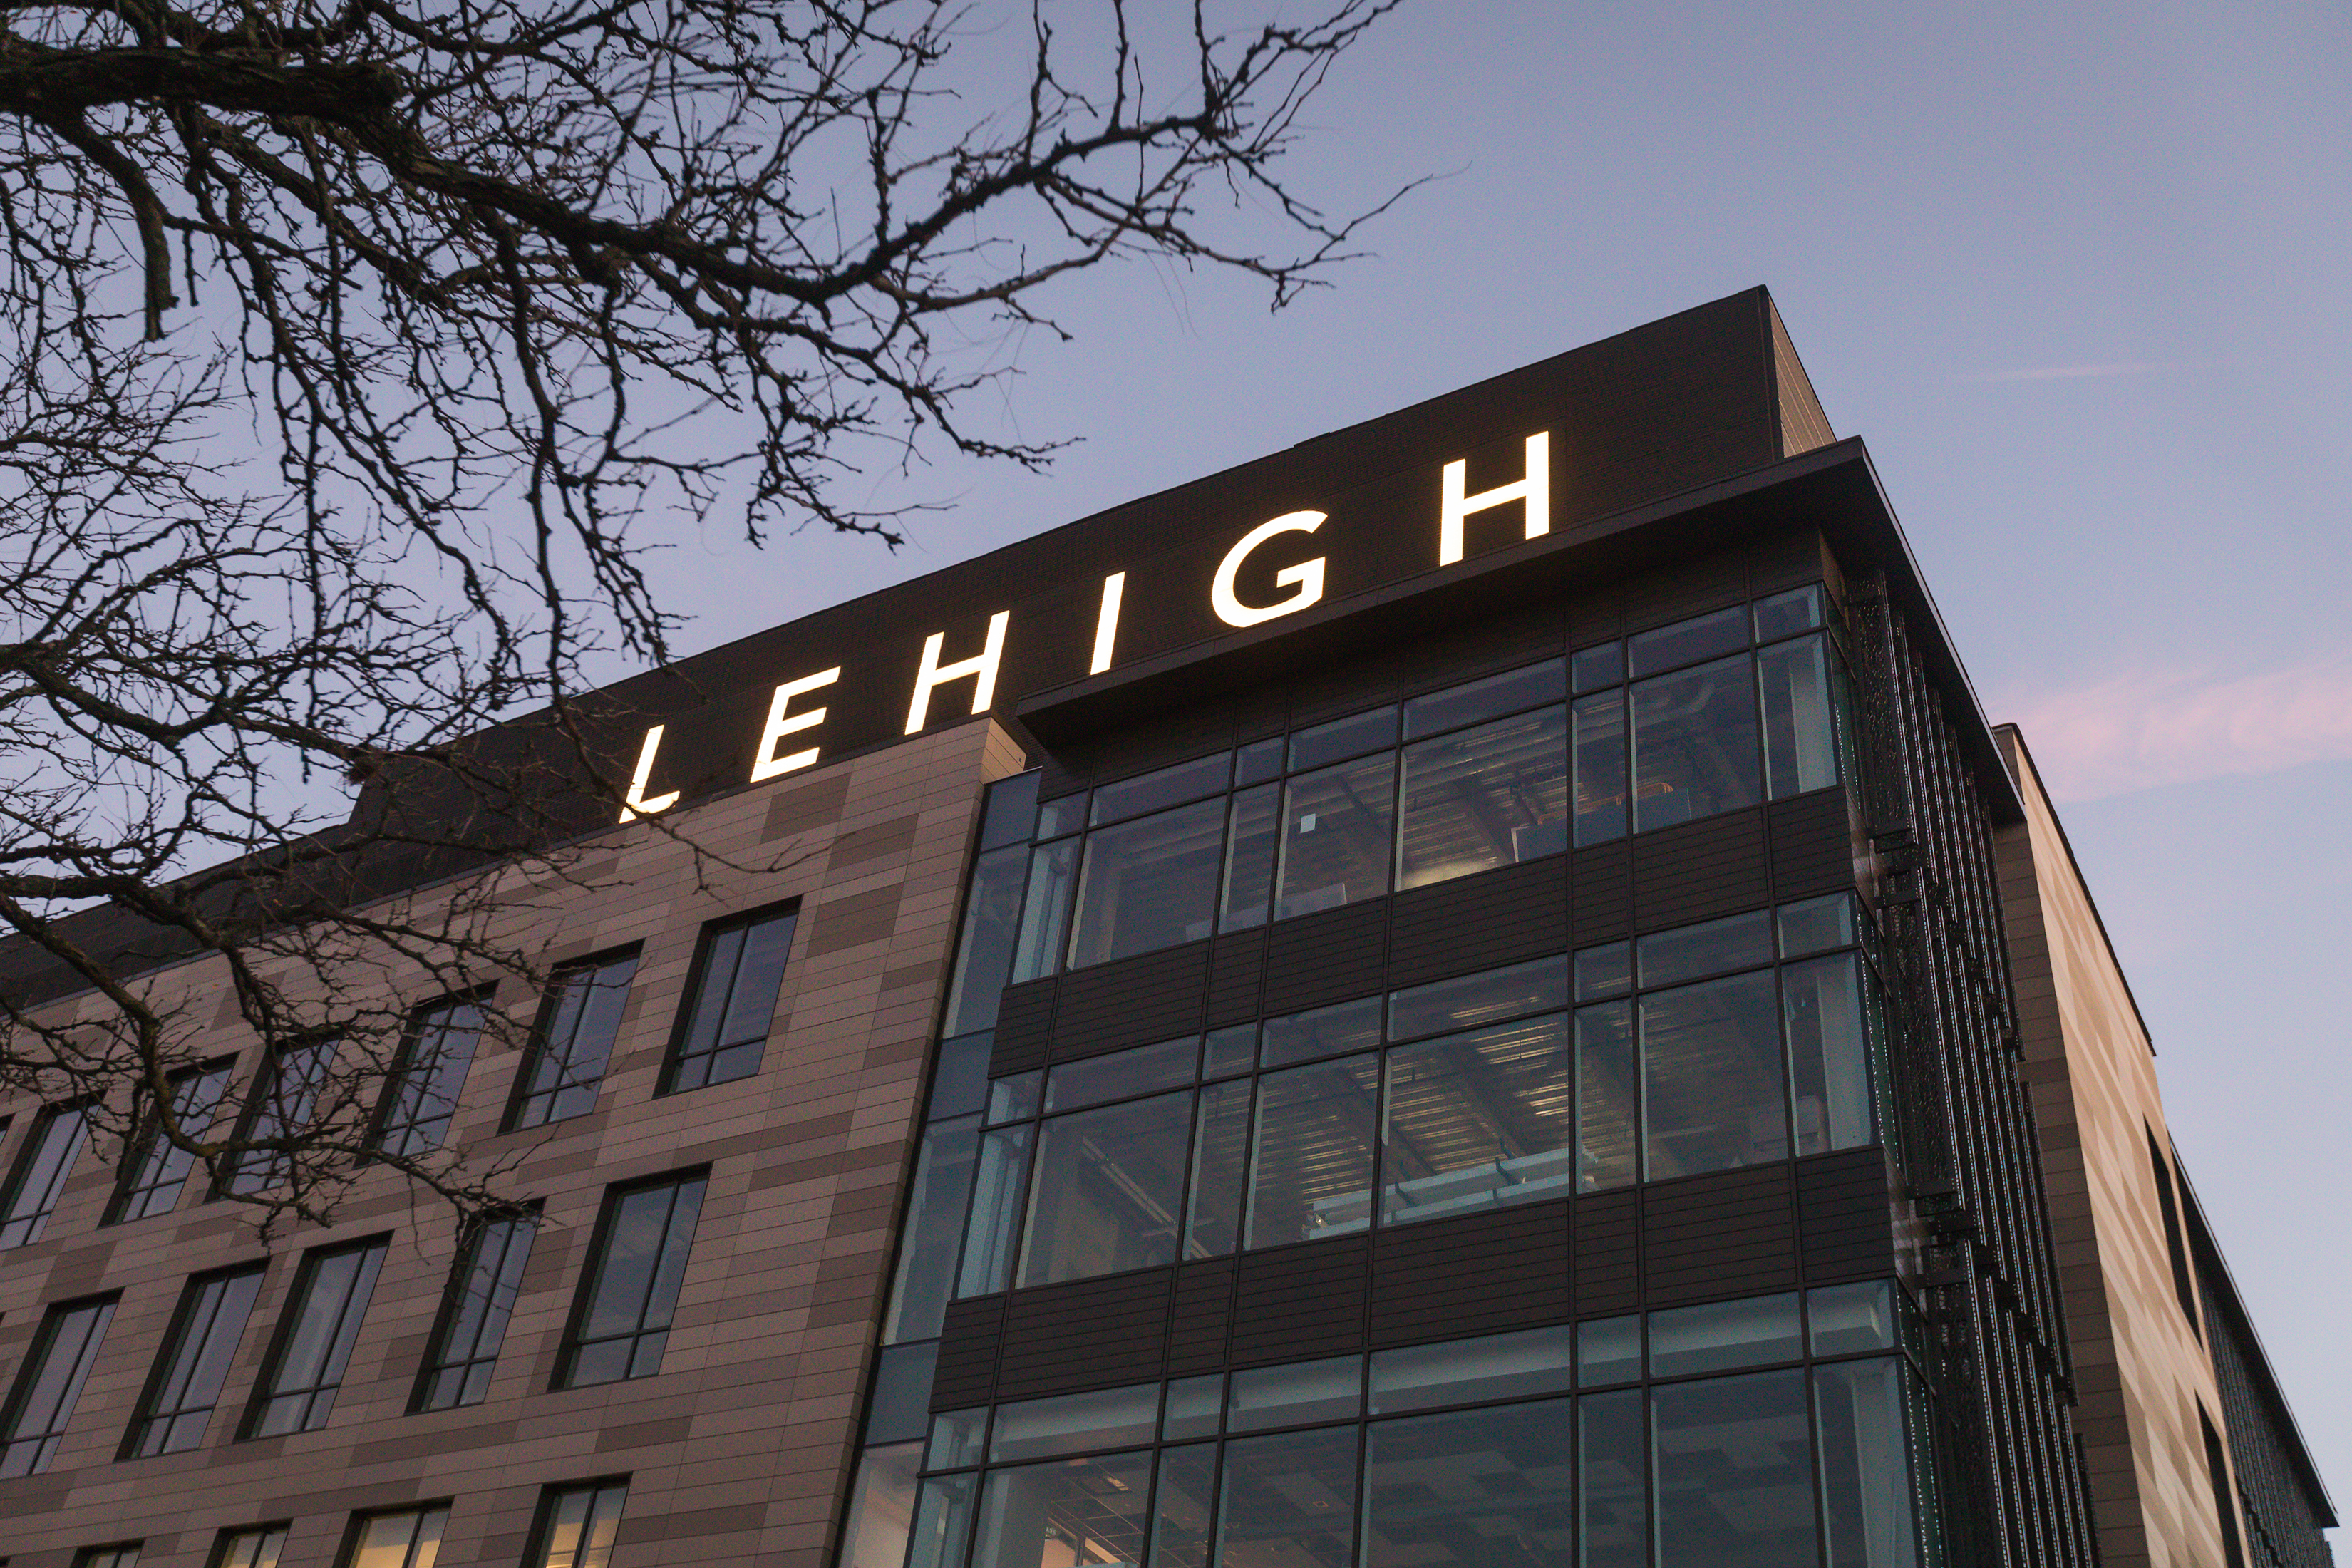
[930,1295,1005,1412]
[1620,551,1748,638]
[992,1269,1172,1401]
[1569,841,1631,946]
[1206,929,1268,1026]
[1366,1199,1570,1348]
[989,981,1055,1078]
[1262,901,1388,1015]
[1630,807,1768,932]
[1229,1236,1371,1367]
[1168,1257,1237,1375]
[1049,941,1210,1059]
[1766,789,1856,901]
[1385,854,1567,991]
[1643,1165,1797,1307]
[1573,1190,1639,1316]
[1795,1148,1893,1284]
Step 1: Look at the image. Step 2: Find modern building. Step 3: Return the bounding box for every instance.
[0,289,2333,1568]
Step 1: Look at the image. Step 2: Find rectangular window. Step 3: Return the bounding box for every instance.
[1651,1368,1817,1567]
[1381,1015,1576,1226]
[1758,632,1843,798]
[416,1212,537,1410]
[528,1480,629,1568]
[1630,652,1760,832]
[1579,1388,1646,1568]
[1246,1054,1378,1249]
[1215,1426,1358,1568]
[211,1527,289,1568]
[558,1171,706,1388]
[244,1236,388,1436]
[1572,689,1629,846]
[1640,969,1787,1180]
[1362,1399,1575,1567]
[1217,783,1281,933]
[73,1545,142,1568]
[220,1040,337,1195]
[373,994,487,1159]
[123,1264,265,1457]
[664,906,797,1092]
[344,1505,449,1568]
[1275,753,1395,919]
[1,1294,117,1476]
[108,1063,232,1224]
[2148,1129,2202,1334]
[512,951,639,1128]
[973,1452,1152,1568]
[1067,796,1227,968]
[882,1119,981,1344]
[1016,1090,1192,1289]
[0,1101,91,1247]
[942,843,1030,1036]
[1395,703,1567,890]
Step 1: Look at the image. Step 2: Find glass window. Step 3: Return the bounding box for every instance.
[1011,840,1078,984]
[1018,1091,1193,1289]
[123,1264,265,1457]
[1636,909,1773,989]
[1259,996,1381,1071]
[1184,1080,1253,1261]
[1092,753,1233,826]
[981,772,1043,849]
[513,951,639,1128]
[1046,1036,1198,1113]
[1641,970,1787,1180]
[868,1341,942,1445]
[1403,659,1567,741]
[1627,607,1748,676]
[1367,1324,1572,1415]
[346,1505,448,1568]
[1227,1355,1361,1433]
[1776,893,1856,959]
[1574,943,1631,1003]
[1784,953,1875,1155]
[973,1451,1152,1568]
[1753,584,1827,642]
[930,1408,991,1468]
[884,1116,981,1343]
[416,1212,537,1410]
[1571,690,1628,847]
[1203,1026,1257,1080]
[213,1527,289,1568]
[373,994,486,1158]
[1574,1002,1637,1193]
[1809,1281,1899,1358]
[1651,1368,1817,1568]
[246,1236,388,1436]
[1218,785,1282,933]
[990,1384,1158,1463]
[0,1102,91,1247]
[932,1032,995,1120]
[1068,798,1227,969]
[220,1039,337,1195]
[1150,1443,1219,1568]
[1631,653,1760,832]
[1290,706,1398,772]
[989,1073,1041,1125]
[74,1546,141,1568]
[841,1444,922,1568]
[1362,1398,1577,1568]
[1397,705,1568,889]
[1382,1016,1577,1226]
[1814,1360,1921,1568]
[944,845,1031,1036]
[1234,737,1285,786]
[908,1475,978,1568]
[1648,1292,1802,1378]
[1388,954,1569,1044]
[1246,1053,1378,1249]
[1577,1316,1642,1388]
[530,1481,628,1568]
[1163,1378,1222,1440]
[664,904,796,1091]
[1276,754,1395,919]
[108,1064,232,1224]
[958,1125,1032,1299]
[1571,642,1624,694]
[1,1295,116,1477]
[1758,634,1842,798]
[1037,793,1088,839]
[559,1171,706,1387]
[1214,1425,1358,1568]
[1579,1388,1646,1568]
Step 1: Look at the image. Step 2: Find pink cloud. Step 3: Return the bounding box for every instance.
[1997,654,2352,801]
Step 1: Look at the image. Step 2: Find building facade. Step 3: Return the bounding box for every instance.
[0,289,2332,1568]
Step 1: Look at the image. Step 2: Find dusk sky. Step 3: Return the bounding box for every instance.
[636,1,2352,1510]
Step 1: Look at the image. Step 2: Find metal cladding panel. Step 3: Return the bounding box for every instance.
[1205,930,1270,1026]
[1569,842,1634,947]
[1229,1237,1372,1366]
[931,1296,1007,1412]
[1572,1190,1641,1315]
[1259,902,1388,1015]
[1795,1147,1896,1283]
[1385,856,1569,990]
[989,980,1056,1076]
[1169,1258,1238,1376]
[992,1269,1173,1401]
[1768,788,1857,901]
[1642,1165,1799,1306]
[1368,1200,1572,1348]
[1631,807,1770,932]
[1049,942,1211,1059]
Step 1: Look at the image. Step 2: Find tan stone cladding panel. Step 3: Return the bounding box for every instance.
[0,718,1027,1568]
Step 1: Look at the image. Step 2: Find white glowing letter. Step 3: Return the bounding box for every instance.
[1211,512,1328,629]
[1090,572,1127,676]
[905,611,1010,734]
[1438,430,1550,567]
[750,666,843,783]
[620,724,680,822]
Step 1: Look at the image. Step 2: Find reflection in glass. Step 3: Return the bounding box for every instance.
[1579,1388,1645,1568]
[351,1506,447,1568]
[0,1103,90,1247]
[1631,654,1760,832]
[1070,799,1227,969]
[1246,1054,1379,1249]
[1574,944,1631,1003]
[958,1125,1032,1298]
[515,953,637,1128]
[1574,1003,1637,1192]
[1019,1091,1192,1288]
[1403,659,1567,741]
[944,847,1031,1036]
[1815,1359,1921,1568]
[866,1341,941,1445]
[1150,1444,1219,1568]
[1759,634,1842,799]
[1235,737,1285,787]
[110,1064,232,1223]
[1753,584,1827,641]
[1640,971,1786,1180]
[1227,1356,1362,1433]
[931,1033,994,1121]
[1572,691,1628,846]
[1775,894,1856,959]
[1185,1080,1253,1260]
[1215,1426,1358,1568]
[1396,706,1568,889]
[1163,1377,1223,1441]
[1628,606,1747,676]
[973,1451,1152,1568]
[1093,753,1233,827]
[1636,909,1772,989]
[991,1385,1159,1463]
[930,1408,991,1469]
[1038,793,1089,839]
[1046,1037,1198,1113]
[1363,1399,1576,1568]
[536,1481,628,1568]
[1259,996,1381,1071]
[1290,706,1398,773]
[1,1296,115,1476]
[1276,755,1395,920]
[989,1073,1041,1125]
[249,1238,387,1435]
[1784,953,1874,1155]
[840,1443,921,1568]
[1203,1026,1257,1080]
[1388,955,1569,1044]
[375,996,485,1157]
[563,1173,704,1386]
[1652,1368,1817,1568]
[1368,1324,1572,1415]
[667,907,795,1090]
[981,772,1043,850]
[1577,1316,1641,1388]
[1219,785,1282,932]
[1383,1016,1576,1226]
[1571,643,1624,694]
[909,1475,977,1568]
[1808,1281,1899,1357]
[1647,1291,1802,1379]
[125,1266,264,1456]
[1011,840,1078,986]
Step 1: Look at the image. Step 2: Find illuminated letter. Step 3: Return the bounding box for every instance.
[750,666,842,783]
[905,611,1010,734]
[1438,430,1549,567]
[1090,572,1126,676]
[619,724,680,822]
[1211,512,1327,629]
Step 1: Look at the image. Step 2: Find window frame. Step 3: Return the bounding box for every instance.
[368,990,492,1160]
[335,1501,453,1568]
[120,1262,267,1459]
[412,1207,540,1412]
[71,1544,143,1568]
[0,1098,94,1247]
[554,1169,709,1390]
[0,1292,119,1477]
[659,902,799,1095]
[522,1477,631,1568]
[106,1061,235,1226]
[206,1524,292,1568]
[505,947,642,1130]
[215,1038,340,1197]
[240,1234,390,1438]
